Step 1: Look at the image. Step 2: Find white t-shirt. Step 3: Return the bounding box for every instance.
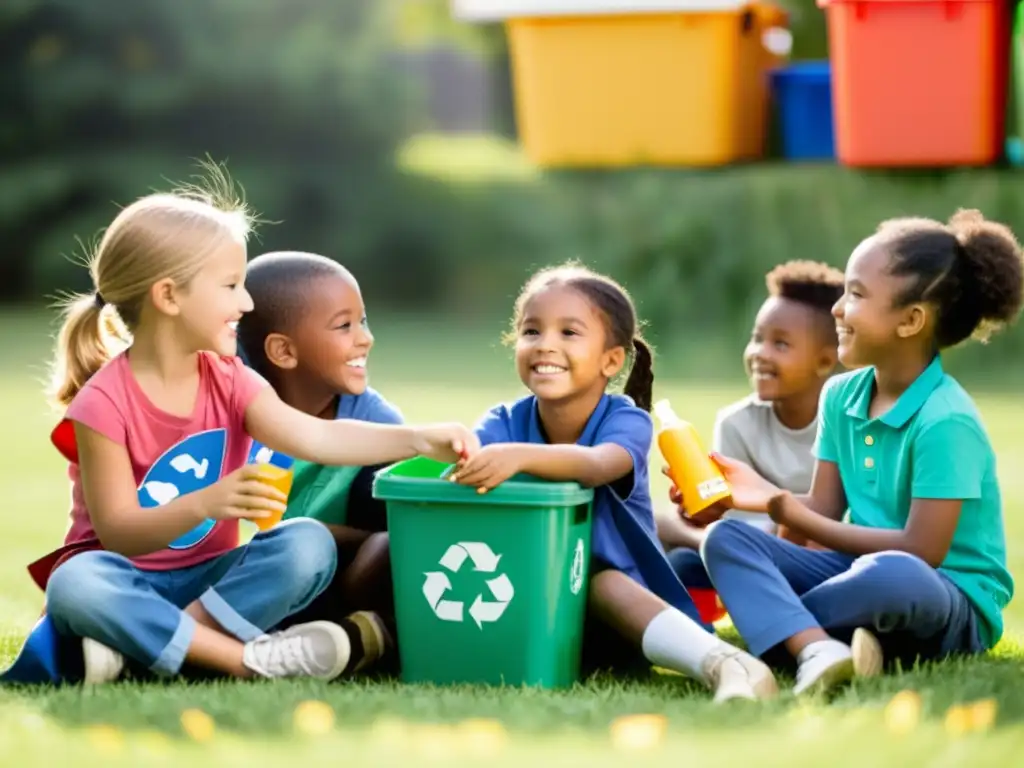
[713,395,819,533]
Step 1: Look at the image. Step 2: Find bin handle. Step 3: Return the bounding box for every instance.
[574,503,590,525]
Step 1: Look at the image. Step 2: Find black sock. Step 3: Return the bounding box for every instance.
[336,617,367,674]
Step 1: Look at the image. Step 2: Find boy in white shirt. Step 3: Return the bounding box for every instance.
[660,260,844,580]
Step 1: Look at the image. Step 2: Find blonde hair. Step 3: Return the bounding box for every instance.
[47,162,256,407]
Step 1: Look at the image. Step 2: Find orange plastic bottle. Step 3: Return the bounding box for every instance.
[653,399,731,518]
[251,463,294,531]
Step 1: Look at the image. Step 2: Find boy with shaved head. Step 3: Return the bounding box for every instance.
[238,251,402,677]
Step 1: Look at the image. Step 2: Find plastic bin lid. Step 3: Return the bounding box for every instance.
[454,0,760,21]
[372,456,594,507]
[770,59,830,80]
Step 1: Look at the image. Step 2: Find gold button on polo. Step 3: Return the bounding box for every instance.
[865,435,874,446]
[864,457,875,469]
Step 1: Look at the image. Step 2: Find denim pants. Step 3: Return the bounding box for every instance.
[700,519,983,662]
[45,519,337,676]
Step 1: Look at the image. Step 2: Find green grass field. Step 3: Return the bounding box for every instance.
[1,308,1022,766]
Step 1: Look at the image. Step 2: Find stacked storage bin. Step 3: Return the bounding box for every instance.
[454,0,791,167]
[771,60,836,161]
[818,0,1009,167]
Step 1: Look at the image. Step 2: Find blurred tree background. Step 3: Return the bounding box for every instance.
[3,0,1022,380]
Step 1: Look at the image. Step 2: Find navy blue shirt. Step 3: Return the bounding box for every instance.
[475,393,706,626]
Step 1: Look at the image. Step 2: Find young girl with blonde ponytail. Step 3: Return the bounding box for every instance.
[36,166,477,685]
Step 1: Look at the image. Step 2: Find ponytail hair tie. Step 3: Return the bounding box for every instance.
[94,292,106,308]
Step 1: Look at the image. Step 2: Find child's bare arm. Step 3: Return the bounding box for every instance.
[769,492,960,566]
[795,460,847,520]
[245,388,477,467]
[775,524,810,546]
[76,424,204,555]
[518,443,632,486]
[76,424,284,556]
[452,442,632,491]
[773,460,848,545]
[657,513,706,550]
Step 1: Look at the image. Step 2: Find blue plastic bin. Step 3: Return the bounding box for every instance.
[771,61,835,161]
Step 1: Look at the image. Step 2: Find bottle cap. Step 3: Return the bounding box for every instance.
[653,399,679,428]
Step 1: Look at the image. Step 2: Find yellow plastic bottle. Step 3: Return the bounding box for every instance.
[653,399,731,518]
[251,463,293,532]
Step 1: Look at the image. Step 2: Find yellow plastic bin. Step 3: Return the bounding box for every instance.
[454,0,790,167]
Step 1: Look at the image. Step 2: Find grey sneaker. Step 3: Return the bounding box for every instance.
[242,621,351,680]
[701,646,779,703]
[851,627,884,678]
[82,637,125,685]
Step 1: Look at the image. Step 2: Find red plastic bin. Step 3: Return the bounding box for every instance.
[819,0,1009,167]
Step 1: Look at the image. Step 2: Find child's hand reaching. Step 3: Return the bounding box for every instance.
[661,465,729,527]
[413,423,480,464]
[708,452,782,513]
[449,444,525,492]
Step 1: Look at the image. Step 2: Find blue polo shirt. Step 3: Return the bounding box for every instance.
[815,356,1012,648]
[475,393,708,627]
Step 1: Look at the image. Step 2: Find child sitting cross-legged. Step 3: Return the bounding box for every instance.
[238,250,405,677]
[702,210,1021,695]
[450,263,779,703]
[39,177,475,686]
[659,260,844,590]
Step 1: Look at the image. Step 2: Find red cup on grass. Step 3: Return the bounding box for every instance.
[690,587,727,625]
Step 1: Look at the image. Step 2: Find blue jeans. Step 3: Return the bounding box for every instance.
[700,519,983,661]
[45,519,337,676]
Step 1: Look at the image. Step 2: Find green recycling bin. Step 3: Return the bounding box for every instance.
[372,456,593,688]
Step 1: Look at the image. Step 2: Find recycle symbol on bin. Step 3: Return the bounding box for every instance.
[422,542,514,629]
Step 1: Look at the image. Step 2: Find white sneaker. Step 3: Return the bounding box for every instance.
[242,621,351,680]
[82,637,125,685]
[701,646,779,703]
[793,639,854,696]
[852,627,884,678]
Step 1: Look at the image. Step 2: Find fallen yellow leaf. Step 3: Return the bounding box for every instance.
[180,708,216,743]
[609,714,667,752]
[293,700,335,736]
[968,698,997,733]
[884,690,922,736]
[944,705,971,737]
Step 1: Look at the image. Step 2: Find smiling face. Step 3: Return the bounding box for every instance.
[744,296,832,402]
[173,237,253,357]
[287,271,374,396]
[513,284,625,405]
[832,235,925,369]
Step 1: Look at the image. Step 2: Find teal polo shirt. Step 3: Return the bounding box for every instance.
[814,356,1012,649]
